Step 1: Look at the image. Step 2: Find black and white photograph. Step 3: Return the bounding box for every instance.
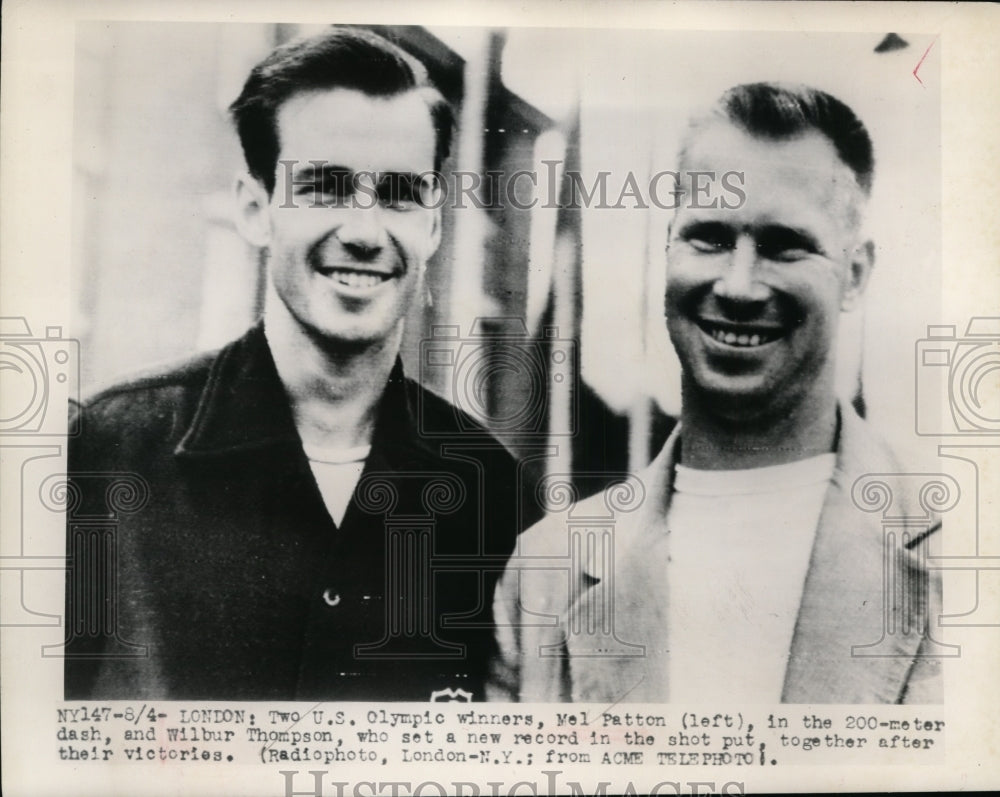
[2,1,998,795]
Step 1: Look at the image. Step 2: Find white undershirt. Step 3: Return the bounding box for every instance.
[666,453,836,702]
[302,443,371,527]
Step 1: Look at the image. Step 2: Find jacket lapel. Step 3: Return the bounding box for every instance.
[567,429,679,703]
[174,322,301,457]
[782,408,928,703]
[172,322,435,514]
[563,408,930,704]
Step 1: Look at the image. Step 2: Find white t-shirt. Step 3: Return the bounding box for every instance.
[665,453,836,702]
[302,443,371,527]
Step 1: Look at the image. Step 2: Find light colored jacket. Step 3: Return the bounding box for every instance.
[490,407,945,703]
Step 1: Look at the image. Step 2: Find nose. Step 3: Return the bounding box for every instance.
[334,195,386,261]
[712,236,770,317]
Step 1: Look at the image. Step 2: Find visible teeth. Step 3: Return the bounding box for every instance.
[330,269,387,288]
[707,326,772,347]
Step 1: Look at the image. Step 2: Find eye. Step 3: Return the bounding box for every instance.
[319,171,354,205]
[679,222,734,253]
[376,173,422,211]
[755,227,819,262]
[294,170,353,206]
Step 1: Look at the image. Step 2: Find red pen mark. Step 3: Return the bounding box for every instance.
[913,37,938,86]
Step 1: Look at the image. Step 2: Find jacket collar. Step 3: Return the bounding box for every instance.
[175,322,439,466]
[577,423,679,582]
[567,406,931,703]
[564,422,678,702]
[781,406,929,703]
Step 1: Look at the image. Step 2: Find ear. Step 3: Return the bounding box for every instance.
[841,238,874,311]
[426,194,443,260]
[233,172,272,248]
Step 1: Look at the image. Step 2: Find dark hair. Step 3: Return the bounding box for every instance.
[229,26,454,195]
[684,81,874,195]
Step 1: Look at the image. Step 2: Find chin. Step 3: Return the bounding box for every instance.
[303,319,387,350]
[702,384,769,413]
[686,370,780,412]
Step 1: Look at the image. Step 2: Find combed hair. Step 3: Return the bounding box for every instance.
[230,26,454,194]
[684,81,874,195]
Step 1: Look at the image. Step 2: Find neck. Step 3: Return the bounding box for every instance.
[678,382,839,470]
[264,293,400,450]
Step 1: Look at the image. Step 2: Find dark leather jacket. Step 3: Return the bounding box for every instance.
[65,323,532,701]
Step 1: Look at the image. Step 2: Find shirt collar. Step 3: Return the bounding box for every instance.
[175,322,436,464]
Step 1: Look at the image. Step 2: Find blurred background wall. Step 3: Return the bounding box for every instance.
[72,23,941,494]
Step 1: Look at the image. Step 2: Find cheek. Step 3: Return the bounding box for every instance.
[268,257,303,304]
[664,281,683,314]
[389,214,437,259]
[271,207,334,243]
[665,262,707,307]
[794,273,845,315]
[401,268,425,302]
[266,230,306,268]
[667,249,717,282]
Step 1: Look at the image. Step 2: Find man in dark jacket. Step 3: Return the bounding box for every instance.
[65,27,528,701]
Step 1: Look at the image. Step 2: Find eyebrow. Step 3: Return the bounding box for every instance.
[755,224,824,256]
[677,219,730,236]
[674,220,734,244]
[375,171,424,183]
[290,163,353,181]
[288,166,426,188]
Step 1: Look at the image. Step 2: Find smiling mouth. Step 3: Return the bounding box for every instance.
[696,319,786,348]
[321,267,397,288]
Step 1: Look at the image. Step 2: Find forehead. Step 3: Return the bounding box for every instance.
[679,120,863,230]
[275,88,436,172]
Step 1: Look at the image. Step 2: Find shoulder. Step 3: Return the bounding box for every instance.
[79,349,217,407]
[837,406,926,513]
[403,378,488,435]
[515,487,625,557]
[403,377,519,462]
[835,404,944,546]
[74,349,217,426]
[69,346,228,458]
[837,405,905,475]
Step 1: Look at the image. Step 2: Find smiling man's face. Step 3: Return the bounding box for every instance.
[255,88,440,348]
[665,119,872,420]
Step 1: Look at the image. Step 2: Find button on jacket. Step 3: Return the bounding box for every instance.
[65,322,529,701]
